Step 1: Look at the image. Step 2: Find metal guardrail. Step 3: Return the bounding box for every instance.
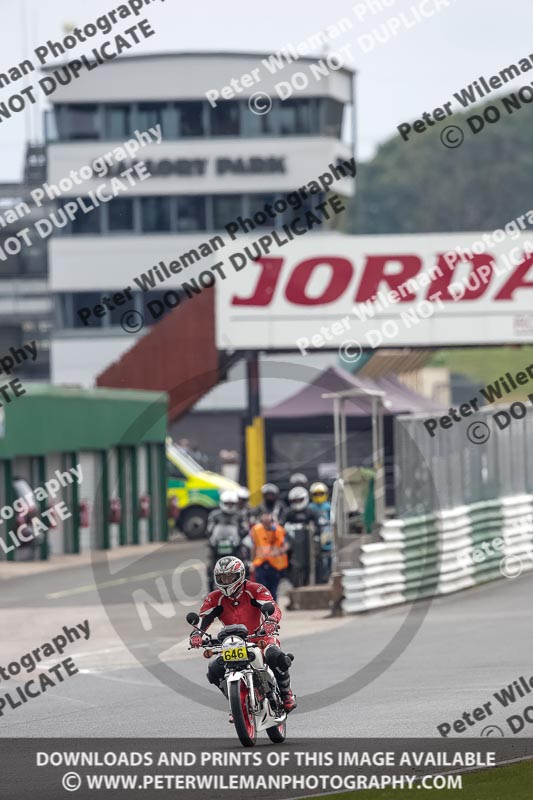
[342,495,533,613]
[394,405,533,517]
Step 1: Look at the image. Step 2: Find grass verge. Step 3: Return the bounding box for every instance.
[301,758,533,800]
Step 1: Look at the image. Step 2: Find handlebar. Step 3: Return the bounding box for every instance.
[187,619,279,650]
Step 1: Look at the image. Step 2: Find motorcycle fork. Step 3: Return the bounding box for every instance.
[227,669,260,713]
[245,670,260,713]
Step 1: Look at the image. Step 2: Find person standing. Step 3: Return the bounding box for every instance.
[249,512,289,600]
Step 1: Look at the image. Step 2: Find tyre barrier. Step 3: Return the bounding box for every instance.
[342,495,533,614]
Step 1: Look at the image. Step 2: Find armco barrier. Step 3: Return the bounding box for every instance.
[342,495,533,614]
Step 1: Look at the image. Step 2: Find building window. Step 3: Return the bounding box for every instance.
[22,241,47,274]
[210,101,240,136]
[300,192,325,217]
[64,104,100,140]
[137,103,174,136]
[107,295,135,327]
[72,293,105,328]
[322,99,344,138]
[248,194,278,228]
[108,197,134,232]
[241,101,277,136]
[140,290,176,325]
[71,203,102,234]
[44,109,58,142]
[176,102,204,137]
[213,195,242,230]
[176,196,206,232]
[0,243,22,276]
[105,104,132,139]
[0,325,23,349]
[49,96,344,142]
[141,197,171,232]
[138,103,163,131]
[275,98,315,135]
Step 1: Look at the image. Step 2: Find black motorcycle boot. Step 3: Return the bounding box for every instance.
[276,670,297,712]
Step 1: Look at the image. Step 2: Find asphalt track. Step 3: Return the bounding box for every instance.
[0,539,531,740]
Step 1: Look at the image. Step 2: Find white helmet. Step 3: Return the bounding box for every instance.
[288,486,309,511]
[219,490,239,513]
[237,486,250,501]
[290,472,309,488]
[214,556,246,597]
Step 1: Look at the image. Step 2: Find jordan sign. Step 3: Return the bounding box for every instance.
[215,233,533,350]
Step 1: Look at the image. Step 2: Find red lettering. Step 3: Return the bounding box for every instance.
[285,257,353,305]
[427,253,494,300]
[231,257,283,306]
[355,255,421,302]
[495,253,533,299]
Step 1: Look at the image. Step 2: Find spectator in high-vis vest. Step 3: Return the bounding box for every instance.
[249,513,289,600]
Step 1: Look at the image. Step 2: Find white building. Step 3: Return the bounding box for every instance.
[0,145,53,382]
[46,51,356,388]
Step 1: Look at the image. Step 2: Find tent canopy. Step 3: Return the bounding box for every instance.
[265,366,440,418]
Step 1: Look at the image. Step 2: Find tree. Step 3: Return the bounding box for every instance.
[349,98,533,234]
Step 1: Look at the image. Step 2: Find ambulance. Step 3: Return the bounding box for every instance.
[166,438,241,539]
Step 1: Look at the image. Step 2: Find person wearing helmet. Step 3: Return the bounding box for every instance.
[235,486,256,580]
[285,486,315,518]
[189,556,297,712]
[255,483,286,524]
[236,486,255,527]
[309,482,333,583]
[206,490,246,590]
[290,473,309,490]
[309,482,331,521]
[284,473,309,505]
[283,486,319,586]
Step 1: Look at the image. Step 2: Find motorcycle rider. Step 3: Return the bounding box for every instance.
[309,482,333,583]
[284,472,309,505]
[236,486,255,579]
[290,473,309,490]
[309,482,331,521]
[236,486,256,527]
[255,483,286,524]
[189,556,297,712]
[284,486,319,527]
[206,490,246,589]
[283,486,319,586]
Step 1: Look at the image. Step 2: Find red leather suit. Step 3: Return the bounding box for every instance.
[199,581,282,645]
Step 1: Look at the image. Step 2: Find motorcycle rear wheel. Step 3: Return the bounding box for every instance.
[229,680,257,747]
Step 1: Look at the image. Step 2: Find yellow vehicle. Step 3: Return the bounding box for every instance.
[166,438,241,539]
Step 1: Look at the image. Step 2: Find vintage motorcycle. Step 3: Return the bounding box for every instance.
[186,602,292,747]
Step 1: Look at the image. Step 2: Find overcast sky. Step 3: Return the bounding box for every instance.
[0,0,532,181]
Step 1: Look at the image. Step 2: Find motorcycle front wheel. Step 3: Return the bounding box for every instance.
[229,680,257,747]
[266,719,286,743]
